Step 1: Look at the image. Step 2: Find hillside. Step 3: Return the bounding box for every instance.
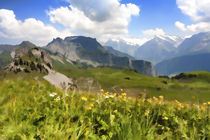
[0,44,16,53]
[155,53,210,75]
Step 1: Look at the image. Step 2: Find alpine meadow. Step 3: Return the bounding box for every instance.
[0,0,210,139]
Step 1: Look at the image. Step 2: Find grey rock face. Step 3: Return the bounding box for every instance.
[46,36,157,76]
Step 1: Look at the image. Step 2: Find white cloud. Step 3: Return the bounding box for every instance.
[0,9,72,45]
[186,22,210,32]
[142,28,166,36]
[175,21,210,32]
[176,0,210,22]
[120,37,149,46]
[175,21,186,31]
[48,0,140,41]
[176,0,210,33]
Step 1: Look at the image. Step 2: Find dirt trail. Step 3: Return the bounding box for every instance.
[43,69,73,89]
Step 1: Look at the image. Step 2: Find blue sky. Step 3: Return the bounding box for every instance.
[0,0,210,45]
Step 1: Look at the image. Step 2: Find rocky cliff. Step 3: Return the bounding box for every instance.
[46,36,157,76]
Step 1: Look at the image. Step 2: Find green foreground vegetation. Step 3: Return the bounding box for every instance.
[0,78,209,139]
[53,60,210,102]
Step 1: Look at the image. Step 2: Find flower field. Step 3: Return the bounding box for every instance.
[0,80,209,139]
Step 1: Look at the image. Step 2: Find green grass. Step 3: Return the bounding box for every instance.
[52,60,210,102]
[0,79,209,139]
[0,51,12,69]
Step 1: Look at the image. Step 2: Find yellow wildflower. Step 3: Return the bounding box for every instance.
[159,96,164,100]
[118,95,123,99]
[201,106,206,112]
[113,93,117,97]
[122,93,127,96]
[114,110,118,113]
[105,92,109,95]
[153,96,158,101]
[91,98,95,101]
[147,99,152,104]
[163,116,168,120]
[54,96,60,102]
[145,110,150,116]
[111,115,115,120]
[203,103,207,106]
[208,102,210,105]
[87,107,92,110]
[81,96,87,101]
[100,89,104,92]
[166,127,170,131]
[120,89,123,92]
[89,103,94,107]
[122,98,127,102]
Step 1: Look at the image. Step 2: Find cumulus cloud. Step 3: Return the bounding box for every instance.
[0,9,72,45]
[142,28,166,36]
[175,21,186,31]
[176,0,210,22]
[121,37,149,46]
[176,0,210,33]
[48,0,140,41]
[175,21,210,32]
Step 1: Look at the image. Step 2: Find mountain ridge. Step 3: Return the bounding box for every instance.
[46,36,157,76]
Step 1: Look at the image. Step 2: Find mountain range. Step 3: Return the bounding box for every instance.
[155,32,210,75]
[1,31,210,77]
[105,32,210,75]
[134,36,177,64]
[0,36,157,77]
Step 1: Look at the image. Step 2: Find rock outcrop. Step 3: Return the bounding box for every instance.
[5,47,52,74]
[46,36,157,77]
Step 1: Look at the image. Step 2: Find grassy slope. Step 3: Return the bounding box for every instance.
[0,51,12,69]
[0,78,209,139]
[52,60,210,102]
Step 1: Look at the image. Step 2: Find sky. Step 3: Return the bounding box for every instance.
[0,0,210,46]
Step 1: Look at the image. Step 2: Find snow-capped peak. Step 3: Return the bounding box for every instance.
[155,35,184,47]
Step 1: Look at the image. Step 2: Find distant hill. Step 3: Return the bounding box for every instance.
[0,44,16,54]
[155,53,210,75]
[46,36,157,76]
[0,51,13,70]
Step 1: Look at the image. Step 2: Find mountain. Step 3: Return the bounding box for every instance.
[155,32,210,75]
[46,36,157,76]
[177,32,210,56]
[104,39,139,56]
[155,53,210,75]
[134,36,178,64]
[103,46,135,60]
[0,44,16,54]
